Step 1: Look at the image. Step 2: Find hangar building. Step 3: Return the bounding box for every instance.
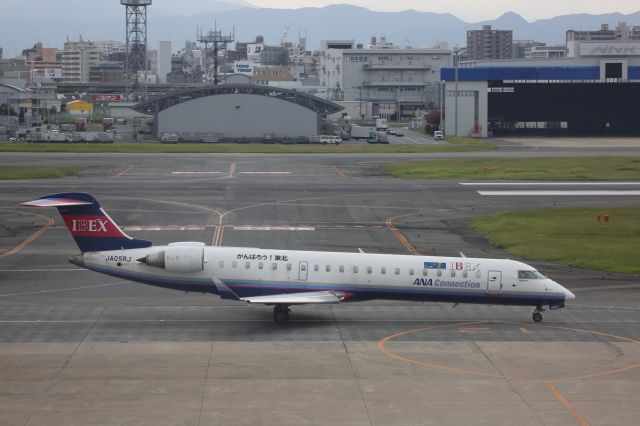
[135,83,343,141]
[442,37,640,137]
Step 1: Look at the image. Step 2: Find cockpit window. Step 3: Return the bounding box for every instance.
[518,270,545,279]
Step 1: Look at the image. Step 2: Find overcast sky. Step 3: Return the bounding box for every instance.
[247,0,640,21]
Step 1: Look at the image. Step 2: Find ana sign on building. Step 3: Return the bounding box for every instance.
[579,43,640,56]
[233,62,254,75]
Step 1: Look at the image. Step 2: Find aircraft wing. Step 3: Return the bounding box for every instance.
[240,291,346,305]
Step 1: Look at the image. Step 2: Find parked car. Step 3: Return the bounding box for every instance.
[433,130,444,140]
[386,128,405,137]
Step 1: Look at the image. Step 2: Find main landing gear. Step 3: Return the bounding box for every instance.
[531,306,545,322]
[273,304,290,324]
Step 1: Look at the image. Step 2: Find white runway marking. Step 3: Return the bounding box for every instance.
[233,226,316,231]
[123,225,205,231]
[462,182,640,186]
[171,172,223,175]
[0,268,86,272]
[240,172,292,175]
[478,190,640,196]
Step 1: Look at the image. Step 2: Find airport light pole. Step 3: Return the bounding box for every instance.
[453,47,459,137]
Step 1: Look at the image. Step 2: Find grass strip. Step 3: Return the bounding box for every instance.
[0,143,494,154]
[0,166,83,180]
[470,208,640,274]
[385,156,640,180]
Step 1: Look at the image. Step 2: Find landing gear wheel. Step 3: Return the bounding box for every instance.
[273,305,290,324]
[532,312,543,323]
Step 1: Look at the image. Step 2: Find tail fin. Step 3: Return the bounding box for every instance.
[22,193,152,253]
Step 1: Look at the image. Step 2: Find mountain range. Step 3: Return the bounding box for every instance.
[1,2,639,57]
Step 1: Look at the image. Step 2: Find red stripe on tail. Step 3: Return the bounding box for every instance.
[62,215,126,238]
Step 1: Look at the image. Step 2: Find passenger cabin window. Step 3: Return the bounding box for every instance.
[381,267,386,275]
[353,266,359,273]
[232,261,237,269]
[314,265,319,272]
[463,271,468,278]
[339,265,344,273]
[422,269,428,276]
[518,270,544,280]
[476,270,481,279]
[272,263,277,270]
[287,263,292,271]
[219,260,224,268]
[395,268,400,275]
[258,262,263,270]
[326,265,331,272]
[245,262,250,269]
[367,266,372,274]
[437,270,442,277]
[450,270,455,278]
[409,268,414,276]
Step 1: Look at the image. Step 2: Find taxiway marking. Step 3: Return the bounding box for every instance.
[544,380,590,426]
[461,182,640,186]
[478,190,640,196]
[0,211,54,258]
[116,165,134,176]
[239,172,292,175]
[458,327,492,333]
[232,226,316,231]
[123,225,205,231]
[171,172,224,175]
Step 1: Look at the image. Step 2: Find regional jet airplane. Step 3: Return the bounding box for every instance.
[23,193,575,323]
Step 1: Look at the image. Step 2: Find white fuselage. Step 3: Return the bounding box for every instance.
[77,245,573,307]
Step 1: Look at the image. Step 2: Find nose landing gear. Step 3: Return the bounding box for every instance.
[273,304,290,324]
[531,306,545,322]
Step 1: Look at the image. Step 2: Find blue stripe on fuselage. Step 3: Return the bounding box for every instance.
[87,264,565,307]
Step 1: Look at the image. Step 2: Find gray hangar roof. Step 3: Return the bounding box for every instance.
[134,84,343,115]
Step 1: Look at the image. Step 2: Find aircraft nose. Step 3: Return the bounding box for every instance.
[68,253,85,268]
[564,288,576,301]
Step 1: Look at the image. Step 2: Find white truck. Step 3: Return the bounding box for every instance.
[350,126,377,140]
[46,132,73,142]
[375,117,388,131]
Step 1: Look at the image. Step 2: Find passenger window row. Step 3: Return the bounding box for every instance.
[219,260,481,278]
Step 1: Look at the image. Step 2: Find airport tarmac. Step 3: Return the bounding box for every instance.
[1,148,639,425]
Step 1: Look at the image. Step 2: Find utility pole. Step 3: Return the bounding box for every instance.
[198,24,234,85]
[454,47,459,137]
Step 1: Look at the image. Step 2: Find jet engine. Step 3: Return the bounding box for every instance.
[139,244,205,273]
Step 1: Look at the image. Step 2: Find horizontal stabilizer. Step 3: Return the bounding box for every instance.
[240,291,345,305]
[22,197,93,207]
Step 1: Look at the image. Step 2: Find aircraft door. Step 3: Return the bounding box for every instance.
[487,270,502,295]
[298,261,308,281]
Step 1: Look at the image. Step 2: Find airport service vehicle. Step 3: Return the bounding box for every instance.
[350,125,377,140]
[23,193,575,324]
[434,130,444,140]
[310,135,342,145]
[367,131,389,144]
[375,117,388,131]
